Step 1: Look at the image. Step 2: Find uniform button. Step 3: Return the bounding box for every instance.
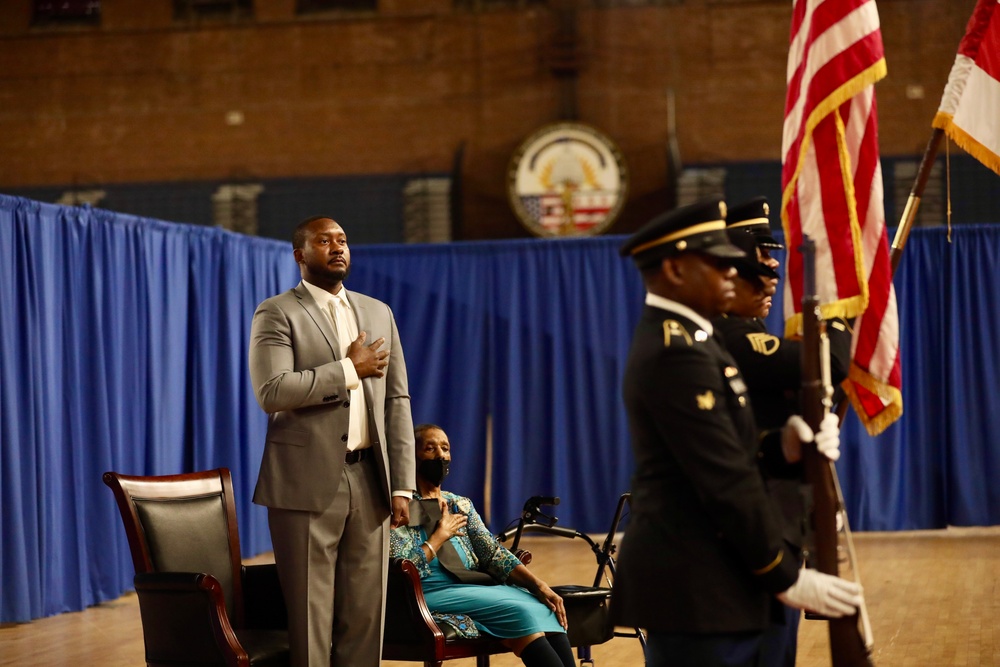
[343,400,350,408]
[738,396,747,406]
[341,434,348,442]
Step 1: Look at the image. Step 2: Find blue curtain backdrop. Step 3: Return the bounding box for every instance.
[3,193,1000,623]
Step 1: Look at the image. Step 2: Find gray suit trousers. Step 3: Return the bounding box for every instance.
[268,456,389,667]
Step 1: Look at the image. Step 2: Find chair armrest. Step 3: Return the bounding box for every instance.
[241,563,288,630]
[134,571,248,667]
[383,558,445,649]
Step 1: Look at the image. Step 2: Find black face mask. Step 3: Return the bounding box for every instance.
[418,458,450,487]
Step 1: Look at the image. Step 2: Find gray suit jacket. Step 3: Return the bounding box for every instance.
[249,282,416,512]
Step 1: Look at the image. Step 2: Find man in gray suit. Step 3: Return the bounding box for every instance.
[249,215,416,667]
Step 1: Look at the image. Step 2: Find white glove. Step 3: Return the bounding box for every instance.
[814,412,841,461]
[777,568,863,618]
[782,413,841,462]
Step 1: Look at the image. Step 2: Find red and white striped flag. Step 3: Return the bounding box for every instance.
[781,0,902,436]
[933,0,1000,176]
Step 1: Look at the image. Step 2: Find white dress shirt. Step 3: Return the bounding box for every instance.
[301,280,370,451]
[302,280,411,499]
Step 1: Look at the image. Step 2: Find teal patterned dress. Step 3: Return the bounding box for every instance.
[389,490,565,639]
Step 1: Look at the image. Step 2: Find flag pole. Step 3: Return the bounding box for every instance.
[889,128,945,273]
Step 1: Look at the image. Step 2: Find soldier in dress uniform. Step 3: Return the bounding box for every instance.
[609,198,861,667]
[712,197,853,666]
[715,197,852,434]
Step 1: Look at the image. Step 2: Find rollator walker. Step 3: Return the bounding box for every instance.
[497,493,647,666]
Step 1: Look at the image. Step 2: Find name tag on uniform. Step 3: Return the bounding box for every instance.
[724,366,748,396]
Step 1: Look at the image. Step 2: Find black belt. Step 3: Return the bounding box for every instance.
[345,448,371,464]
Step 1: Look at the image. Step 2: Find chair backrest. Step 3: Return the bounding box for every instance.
[103,468,245,625]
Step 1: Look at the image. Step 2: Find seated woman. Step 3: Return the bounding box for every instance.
[389,423,575,667]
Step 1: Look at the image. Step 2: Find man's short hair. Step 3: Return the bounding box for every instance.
[414,423,444,447]
[292,215,331,250]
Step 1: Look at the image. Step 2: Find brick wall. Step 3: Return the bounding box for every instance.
[0,0,973,238]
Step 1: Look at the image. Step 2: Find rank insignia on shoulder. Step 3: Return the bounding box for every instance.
[696,390,715,410]
[724,366,739,378]
[746,333,781,355]
[663,320,694,347]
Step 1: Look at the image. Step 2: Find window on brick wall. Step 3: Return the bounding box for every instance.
[213,184,264,236]
[454,0,547,10]
[56,189,106,207]
[298,0,377,12]
[676,168,726,208]
[591,0,681,6]
[32,0,101,26]
[403,178,452,244]
[174,0,253,22]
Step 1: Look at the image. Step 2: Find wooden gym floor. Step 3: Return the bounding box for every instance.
[2,527,998,666]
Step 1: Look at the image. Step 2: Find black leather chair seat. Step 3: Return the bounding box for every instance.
[435,621,502,643]
[438,621,462,641]
[234,629,291,666]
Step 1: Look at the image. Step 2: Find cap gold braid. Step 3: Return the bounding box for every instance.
[629,219,726,256]
[727,217,770,229]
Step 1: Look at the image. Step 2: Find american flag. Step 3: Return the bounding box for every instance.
[521,193,614,232]
[781,0,902,435]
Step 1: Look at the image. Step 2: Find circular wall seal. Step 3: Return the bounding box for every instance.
[507,122,629,238]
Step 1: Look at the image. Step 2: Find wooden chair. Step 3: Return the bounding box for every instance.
[103,468,289,667]
[382,557,519,667]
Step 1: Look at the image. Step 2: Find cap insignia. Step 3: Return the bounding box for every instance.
[762,202,770,216]
[719,201,727,218]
